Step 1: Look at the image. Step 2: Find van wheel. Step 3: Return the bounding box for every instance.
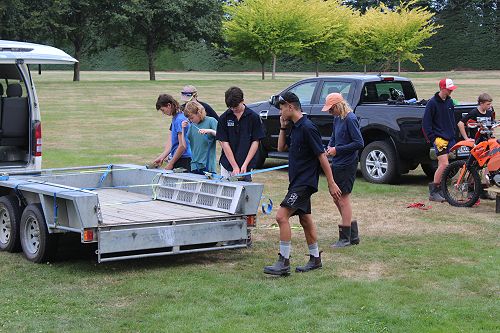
[20,203,58,263]
[0,195,22,252]
[255,143,267,169]
[360,140,400,184]
[421,161,438,180]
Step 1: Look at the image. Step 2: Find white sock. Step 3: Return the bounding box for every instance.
[279,241,291,259]
[308,243,319,257]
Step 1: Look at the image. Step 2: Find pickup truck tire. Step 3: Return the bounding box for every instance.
[421,162,438,180]
[360,140,400,184]
[20,203,58,263]
[0,195,22,252]
[254,143,267,169]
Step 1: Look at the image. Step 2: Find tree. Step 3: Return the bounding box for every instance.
[298,0,354,77]
[109,0,223,81]
[224,0,312,80]
[376,1,441,75]
[43,0,113,81]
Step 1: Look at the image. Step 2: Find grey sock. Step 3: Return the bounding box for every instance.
[308,243,319,257]
[280,241,291,259]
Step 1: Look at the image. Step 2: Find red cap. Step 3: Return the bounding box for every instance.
[439,78,457,91]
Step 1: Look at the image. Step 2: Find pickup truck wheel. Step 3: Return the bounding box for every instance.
[360,140,400,184]
[254,143,267,169]
[20,203,58,263]
[421,162,438,180]
[0,195,22,252]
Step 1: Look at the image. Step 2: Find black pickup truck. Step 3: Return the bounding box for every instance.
[248,75,476,184]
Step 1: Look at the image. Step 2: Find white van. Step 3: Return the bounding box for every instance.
[0,40,77,172]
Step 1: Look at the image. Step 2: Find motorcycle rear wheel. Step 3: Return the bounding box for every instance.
[441,160,482,207]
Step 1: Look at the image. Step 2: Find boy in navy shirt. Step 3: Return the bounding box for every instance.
[422,78,458,202]
[323,93,364,248]
[216,87,265,181]
[263,92,341,276]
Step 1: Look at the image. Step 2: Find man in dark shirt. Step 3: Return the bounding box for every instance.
[263,92,341,276]
[180,85,219,121]
[215,86,265,181]
[422,78,458,202]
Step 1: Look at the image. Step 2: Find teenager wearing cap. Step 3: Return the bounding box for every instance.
[422,78,458,202]
[180,85,219,121]
[322,93,364,248]
[263,92,341,276]
[216,86,265,181]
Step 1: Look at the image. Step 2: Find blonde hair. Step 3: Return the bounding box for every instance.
[184,100,206,120]
[331,100,353,119]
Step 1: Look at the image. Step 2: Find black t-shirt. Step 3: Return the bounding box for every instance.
[215,106,265,171]
[460,107,495,138]
[286,116,325,192]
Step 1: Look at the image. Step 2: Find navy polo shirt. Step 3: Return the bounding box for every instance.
[286,116,325,192]
[216,106,265,171]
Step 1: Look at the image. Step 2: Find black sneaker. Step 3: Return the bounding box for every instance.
[264,254,290,276]
[295,252,322,272]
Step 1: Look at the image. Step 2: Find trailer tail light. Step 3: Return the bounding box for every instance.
[33,121,42,157]
[246,215,256,227]
[83,229,95,242]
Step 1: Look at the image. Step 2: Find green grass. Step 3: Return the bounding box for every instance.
[1,70,499,332]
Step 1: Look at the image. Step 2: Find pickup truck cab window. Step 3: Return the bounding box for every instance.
[287,81,317,105]
[318,81,353,105]
[361,81,417,103]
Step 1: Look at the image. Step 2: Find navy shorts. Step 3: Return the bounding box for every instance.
[332,162,357,194]
[280,186,314,216]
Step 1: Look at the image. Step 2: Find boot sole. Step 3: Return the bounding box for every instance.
[295,265,322,273]
[263,268,290,276]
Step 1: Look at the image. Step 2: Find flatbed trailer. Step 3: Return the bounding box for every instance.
[0,164,263,263]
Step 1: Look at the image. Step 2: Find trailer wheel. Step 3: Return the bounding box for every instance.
[0,195,22,252]
[20,203,58,263]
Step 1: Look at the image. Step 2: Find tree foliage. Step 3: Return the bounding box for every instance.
[376,1,441,74]
[224,0,317,80]
[298,0,354,76]
[109,0,223,81]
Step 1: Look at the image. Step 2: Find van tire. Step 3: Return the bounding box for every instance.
[20,203,58,263]
[255,143,267,169]
[0,195,22,252]
[421,161,438,180]
[360,140,400,184]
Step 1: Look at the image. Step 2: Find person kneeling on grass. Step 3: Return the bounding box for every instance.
[263,92,341,276]
[181,100,218,174]
[322,93,364,248]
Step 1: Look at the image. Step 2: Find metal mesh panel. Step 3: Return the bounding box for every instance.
[155,174,242,213]
[200,183,218,195]
[221,187,235,198]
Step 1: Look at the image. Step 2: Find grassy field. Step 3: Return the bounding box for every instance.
[0,70,499,332]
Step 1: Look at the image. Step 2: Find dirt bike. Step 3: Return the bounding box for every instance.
[441,119,500,207]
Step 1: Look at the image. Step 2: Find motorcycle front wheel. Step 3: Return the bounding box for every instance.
[441,160,482,207]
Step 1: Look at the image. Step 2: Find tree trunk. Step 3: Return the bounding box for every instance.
[146,37,157,81]
[272,54,276,80]
[398,55,401,76]
[72,41,82,82]
[315,61,319,77]
[364,64,367,74]
[147,48,156,81]
[260,61,265,80]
